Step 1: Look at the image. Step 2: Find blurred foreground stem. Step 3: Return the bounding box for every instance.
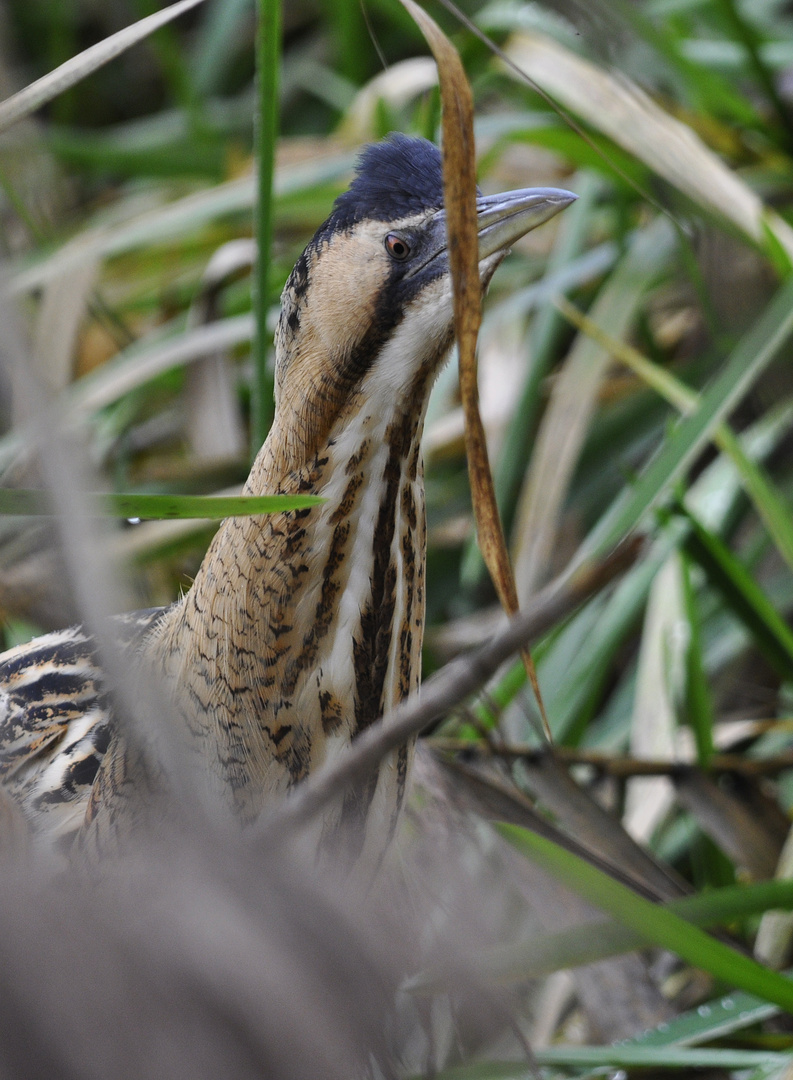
[252,0,281,458]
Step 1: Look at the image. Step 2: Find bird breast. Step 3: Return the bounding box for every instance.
[145,386,428,860]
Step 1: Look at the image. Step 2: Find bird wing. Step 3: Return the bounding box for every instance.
[0,607,167,847]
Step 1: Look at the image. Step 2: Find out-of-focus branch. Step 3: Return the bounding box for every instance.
[428,743,793,779]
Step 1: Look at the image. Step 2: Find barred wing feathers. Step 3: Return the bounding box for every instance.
[0,609,166,846]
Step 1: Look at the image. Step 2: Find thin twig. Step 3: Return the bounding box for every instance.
[428,742,793,779]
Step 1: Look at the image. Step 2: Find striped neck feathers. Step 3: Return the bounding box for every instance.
[149,341,435,825]
[147,215,457,824]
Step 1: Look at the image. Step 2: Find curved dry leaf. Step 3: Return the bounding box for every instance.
[185,355,246,465]
[755,827,793,967]
[674,771,782,880]
[624,555,684,843]
[399,0,549,736]
[0,0,206,136]
[32,258,99,399]
[185,241,254,464]
[504,31,793,256]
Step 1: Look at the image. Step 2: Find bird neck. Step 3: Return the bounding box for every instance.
[151,369,431,847]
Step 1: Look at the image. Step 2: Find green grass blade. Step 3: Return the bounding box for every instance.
[192,0,255,98]
[678,505,793,681]
[323,0,368,84]
[580,273,793,561]
[558,296,793,576]
[536,1047,785,1069]
[422,1047,788,1080]
[625,982,783,1046]
[714,424,793,575]
[498,171,602,526]
[441,880,793,985]
[0,490,322,519]
[712,0,793,145]
[681,550,715,766]
[497,823,793,1012]
[251,0,281,459]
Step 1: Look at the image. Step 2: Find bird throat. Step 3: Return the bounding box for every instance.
[148,368,431,859]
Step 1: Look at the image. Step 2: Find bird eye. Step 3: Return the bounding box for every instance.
[385,233,411,260]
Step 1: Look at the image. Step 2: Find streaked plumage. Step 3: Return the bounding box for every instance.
[0,135,575,862]
[0,610,164,848]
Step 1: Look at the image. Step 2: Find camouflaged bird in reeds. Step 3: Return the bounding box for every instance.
[0,135,576,865]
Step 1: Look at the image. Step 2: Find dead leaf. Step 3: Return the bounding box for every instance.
[399,0,550,739]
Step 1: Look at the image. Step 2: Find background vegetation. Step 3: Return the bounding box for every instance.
[4,0,793,1075]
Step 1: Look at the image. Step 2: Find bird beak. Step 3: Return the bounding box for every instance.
[408,186,577,278]
[474,186,578,260]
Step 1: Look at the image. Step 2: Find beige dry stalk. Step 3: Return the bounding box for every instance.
[399,0,551,740]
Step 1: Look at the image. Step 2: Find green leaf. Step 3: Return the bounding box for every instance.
[557,294,793,576]
[441,880,793,985]
[761,213,793,278]
[421,1046,788,1080]
[498,171,603,529]
[678,505,793,682]
[681,550,715,766]
[191,0,255,98]
[496,823,793,1013]
[580,272,793,562]
[610,0,764,128]
[714,424,793,577]
[0,490,322,520]
[624,982,783,1046]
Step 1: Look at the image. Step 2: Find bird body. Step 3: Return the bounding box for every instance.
[0,136,575,860]
[0,610,163,846]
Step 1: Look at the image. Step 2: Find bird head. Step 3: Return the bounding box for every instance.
[272,134,576,465]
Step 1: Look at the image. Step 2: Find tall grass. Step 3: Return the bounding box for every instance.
[2,0,793,1073]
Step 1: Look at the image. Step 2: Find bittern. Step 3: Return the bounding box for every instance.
[0,135,575,861]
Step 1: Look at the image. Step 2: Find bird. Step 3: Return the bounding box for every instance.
[0,134,575,864]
